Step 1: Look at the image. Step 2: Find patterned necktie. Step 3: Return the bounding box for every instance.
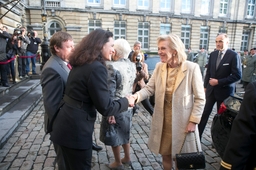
[67,63,72,70]
[216,51,222,69]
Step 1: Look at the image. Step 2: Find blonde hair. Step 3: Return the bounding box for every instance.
[114,39,131,59]
[157,33,187,64]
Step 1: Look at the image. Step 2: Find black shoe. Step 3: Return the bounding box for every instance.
[92,143,102,151]
[32,73,39,75]
[2,83,9,87]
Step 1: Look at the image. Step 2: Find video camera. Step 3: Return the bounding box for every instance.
[136,54,143,72]
[13,28,23,36]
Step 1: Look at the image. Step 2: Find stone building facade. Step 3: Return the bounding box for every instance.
[1,0,256,53]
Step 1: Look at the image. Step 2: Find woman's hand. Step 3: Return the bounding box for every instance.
[108,116,116,124]
[186,122,196,133]
[126,95,136,107]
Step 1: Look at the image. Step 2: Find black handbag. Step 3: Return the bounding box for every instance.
[175,132,205,169]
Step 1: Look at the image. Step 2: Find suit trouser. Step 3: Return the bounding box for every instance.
[60,145,92,170]
[18,57,26,77]
[0,59,8,84]
[198,93,222,139]
[53,143,66,170]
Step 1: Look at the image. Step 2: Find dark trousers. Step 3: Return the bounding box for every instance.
[198,93,222,139]
[60,145,92,170]
[18,57,26,77]
[53,143,66,170]
[141,98,154,115]
[0,59,8,84]
[9,60,15,82]
[243,81,250,91]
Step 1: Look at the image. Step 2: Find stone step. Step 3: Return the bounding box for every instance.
[0,78,29,98]
[0,84,42,148]
[0,79,41,116]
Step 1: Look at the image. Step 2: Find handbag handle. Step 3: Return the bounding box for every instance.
[178,132,199,154]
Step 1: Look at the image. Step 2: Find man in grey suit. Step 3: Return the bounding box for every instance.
[41,31,74,170]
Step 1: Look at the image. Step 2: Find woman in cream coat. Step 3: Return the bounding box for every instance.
[132,33,205,169]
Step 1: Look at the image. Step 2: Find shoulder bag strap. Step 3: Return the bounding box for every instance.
[178,132,199,154]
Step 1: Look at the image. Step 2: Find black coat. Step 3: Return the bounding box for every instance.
[220,82,256,170]
[0,31,11,61]
[50,60,128,149]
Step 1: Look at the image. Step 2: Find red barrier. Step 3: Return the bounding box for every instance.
[0,54,39,65]
[18,54,37,59]
[0,56,17,65]
[0,53,41,65]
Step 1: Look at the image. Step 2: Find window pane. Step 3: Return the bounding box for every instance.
[121,22,126,27]
[115,30,119,34]
[199,26,209,50]
[113,21,126,39]
[138,22,149,49]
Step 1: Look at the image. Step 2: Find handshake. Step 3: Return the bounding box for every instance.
[126,94,138,107]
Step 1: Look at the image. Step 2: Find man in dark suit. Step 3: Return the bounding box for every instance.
[220,81,256,170]
[198,33,242,139]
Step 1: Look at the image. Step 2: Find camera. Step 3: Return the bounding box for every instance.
[136,54,142,72]
[27,31,35,37]
[13,28,22,36]
[18,36,24,40]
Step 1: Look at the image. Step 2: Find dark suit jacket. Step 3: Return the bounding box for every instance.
[220,82,256,170]
[41,55,70,133]
[50,60,128,150]
[204,49,241,101]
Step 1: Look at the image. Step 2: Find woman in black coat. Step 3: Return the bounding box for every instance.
[50,29,134,170]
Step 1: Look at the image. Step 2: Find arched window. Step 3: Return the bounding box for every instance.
[48,21,62,38]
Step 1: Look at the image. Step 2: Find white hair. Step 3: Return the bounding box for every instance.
[114,39,131,59]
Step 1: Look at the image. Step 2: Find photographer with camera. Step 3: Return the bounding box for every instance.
[26,30,41,75]
[131,50,154,115]
[0,23,11,87]
[17,26,30,79]
[128,41,148,61]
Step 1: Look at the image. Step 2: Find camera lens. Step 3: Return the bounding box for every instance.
[136,55,141,62]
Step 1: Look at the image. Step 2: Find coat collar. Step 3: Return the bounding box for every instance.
[174,62,187,91]
[52,55,70,73]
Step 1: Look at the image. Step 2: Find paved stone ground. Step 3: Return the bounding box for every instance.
[0,83,244,170]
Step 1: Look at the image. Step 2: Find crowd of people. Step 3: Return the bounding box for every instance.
[0,24,41,87]
[40,29,255,170]
[2,23,255,169]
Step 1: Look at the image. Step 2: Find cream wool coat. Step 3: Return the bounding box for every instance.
[136,61,205,156]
